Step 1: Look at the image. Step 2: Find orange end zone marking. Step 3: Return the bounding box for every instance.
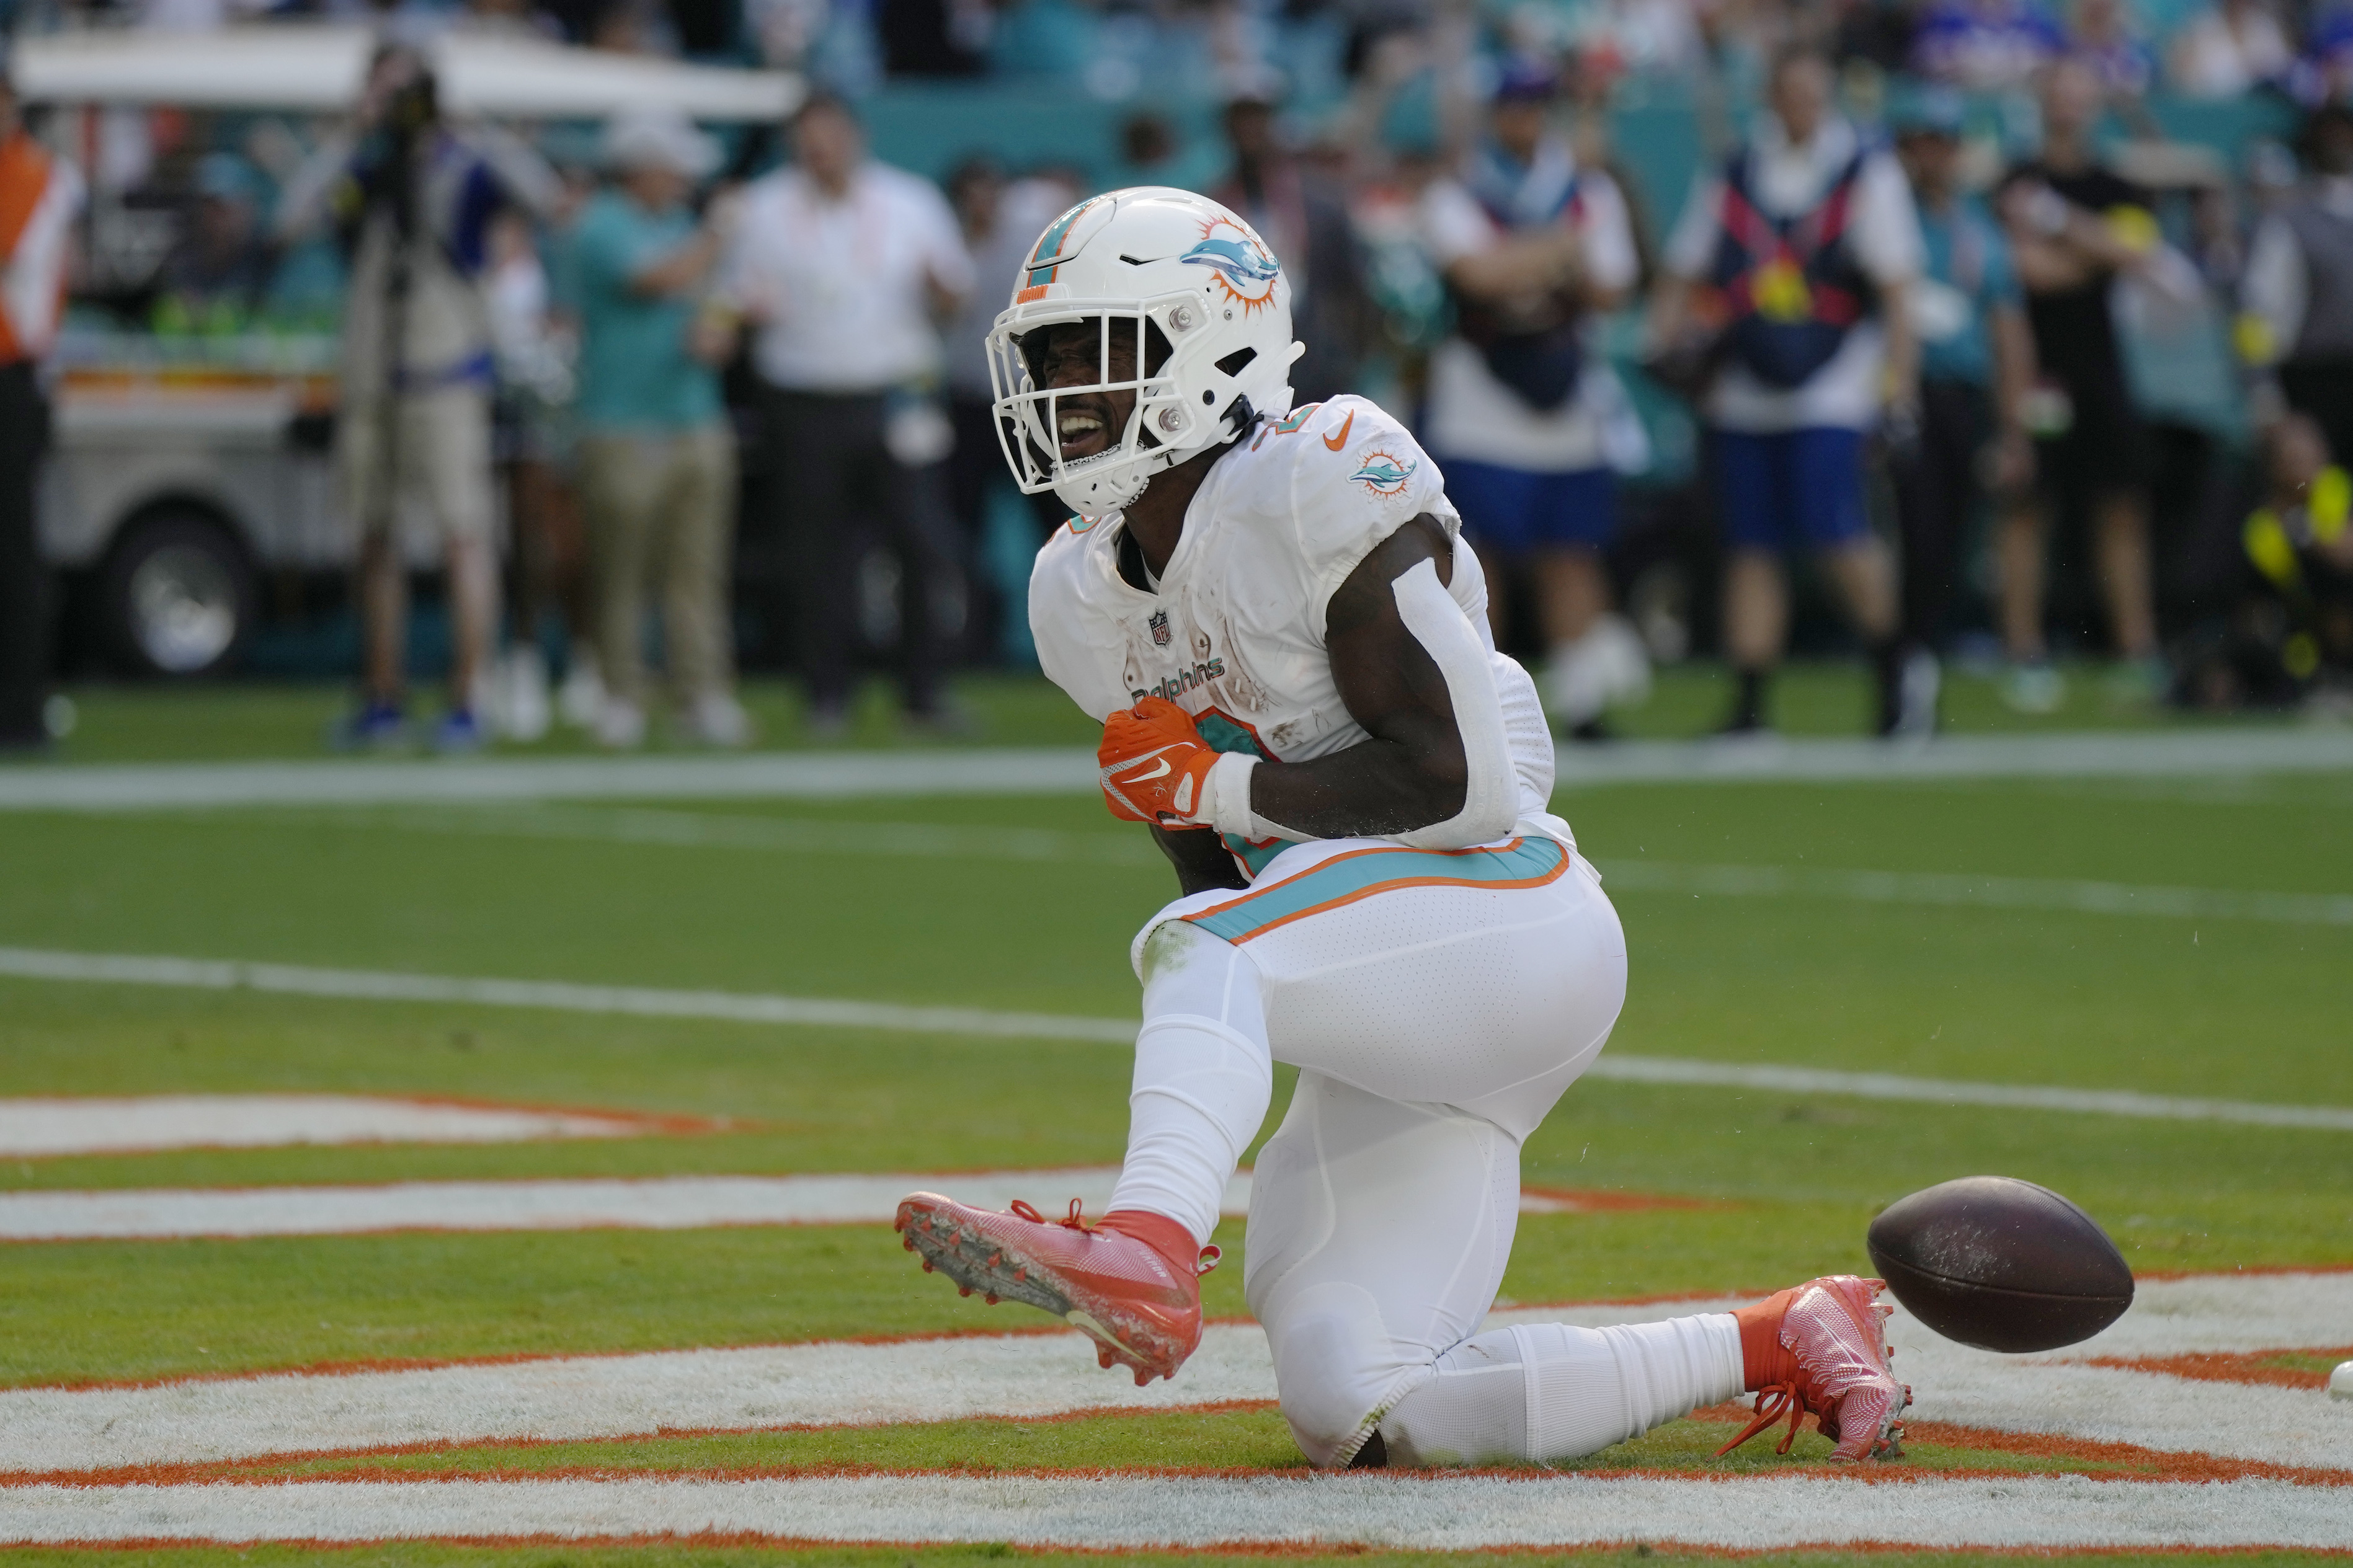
[2084,1346,2353,1390]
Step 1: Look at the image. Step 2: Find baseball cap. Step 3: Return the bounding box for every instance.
[602,107,721,179]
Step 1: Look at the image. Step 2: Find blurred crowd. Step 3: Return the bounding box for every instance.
[4,0,2353,748]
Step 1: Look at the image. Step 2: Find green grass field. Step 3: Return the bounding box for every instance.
[2,675,2349,1563]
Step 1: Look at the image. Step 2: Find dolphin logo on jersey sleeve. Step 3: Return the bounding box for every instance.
[1350,450,1419,496]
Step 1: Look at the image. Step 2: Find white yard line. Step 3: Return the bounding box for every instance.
[0,751,1100,812]
[1581,1056,2353,1130]
[2,1473,2348,1550]
[2,729,2349,815]
[3,1277,2346,1478]
[321,804,1164,867]
[1598,859,2353,927]
[0,949,1134,1045]
[0,1170,1252,1240]
[7,946,2351,1132]
[0,1096,649,1159]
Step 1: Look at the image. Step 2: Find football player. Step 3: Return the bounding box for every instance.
[896,188,1909,1469]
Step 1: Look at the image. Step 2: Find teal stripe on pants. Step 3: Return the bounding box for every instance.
[1185,837,1570,944]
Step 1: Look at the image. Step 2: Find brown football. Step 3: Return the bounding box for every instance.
[1865,1176,2134,1353]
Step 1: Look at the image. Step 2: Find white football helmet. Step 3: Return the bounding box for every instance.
[985,187,1302,518]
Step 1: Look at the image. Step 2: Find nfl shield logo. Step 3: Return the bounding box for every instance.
[1149,610,1171,647]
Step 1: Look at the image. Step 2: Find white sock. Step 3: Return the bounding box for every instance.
[1544,616,1653,726]
[1379,1312,1744,1465]
[1107,922,1273,1246]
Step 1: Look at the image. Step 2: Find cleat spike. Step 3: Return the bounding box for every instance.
[902,1238,915,1251]
[985,1293,999,1304]
[1133,1368,1150,1387]
[920,1260,934,1272]
[958,1285,972,1296]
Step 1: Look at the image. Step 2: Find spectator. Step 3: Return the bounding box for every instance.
[0,71,84,755]
[2169,0,2293,94]
[2068,0,2158,98]
[1995,56,2164,709]
[1651,44,1924,735]
[722,92,976,734]
[483,206,584,742]
[941,155,1075,661]
[1209,87,1373,406]
[1911,0,2065,87]
[1109,112,1217,192]
[567,109,748,750]
[1417,61,1651,738]
[156,153,275,330]
[280,48,560,750]
[943,157,1075,534]
[2299,6,2353,106]
[2243,104,2353,472]
[1888,86,2038,732]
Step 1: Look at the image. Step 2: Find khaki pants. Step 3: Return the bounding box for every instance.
[580,425,737,707]
[340,385,497,543]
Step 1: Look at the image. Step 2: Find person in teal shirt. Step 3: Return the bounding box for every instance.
[565,107,748,751]
[1887,85,2038,731]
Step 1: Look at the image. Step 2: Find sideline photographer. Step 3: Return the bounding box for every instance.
[277,46,559,751]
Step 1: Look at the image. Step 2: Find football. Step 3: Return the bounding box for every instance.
[1865,1176,2135,1353]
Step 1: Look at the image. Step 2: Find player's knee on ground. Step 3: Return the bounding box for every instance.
[1260,1278,1438,1468]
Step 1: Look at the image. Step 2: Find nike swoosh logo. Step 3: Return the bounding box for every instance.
[1121,758,1173,782]
[1322,410,1354,451]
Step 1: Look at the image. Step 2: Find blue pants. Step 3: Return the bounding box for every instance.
[1709,428,1869,552]
[1443,459,1616,557]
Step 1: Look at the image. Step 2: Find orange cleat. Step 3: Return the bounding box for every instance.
[1719,1274,1910,1462]
[894,1192,1219,1385]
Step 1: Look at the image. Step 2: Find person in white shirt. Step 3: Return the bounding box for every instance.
[1650,45,1923,734]
[722,93,977,733]
[1417,64,1651,740]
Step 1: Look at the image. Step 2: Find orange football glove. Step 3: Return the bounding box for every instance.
[1098,697,1220,828]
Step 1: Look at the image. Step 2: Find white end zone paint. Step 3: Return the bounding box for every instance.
[0,1170,1254,1240]
[3,1274,2347,1479]
[1,1474,2348,1551]
[0,1171,1662,1240]
[0,1096,652,1158]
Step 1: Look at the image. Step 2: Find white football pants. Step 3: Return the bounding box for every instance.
[1108,833,1745,1468]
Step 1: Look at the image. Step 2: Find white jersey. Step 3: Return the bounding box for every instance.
[1030,395,1566,881]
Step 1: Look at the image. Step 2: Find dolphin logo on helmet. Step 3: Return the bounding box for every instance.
[1181,220,1282,311]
